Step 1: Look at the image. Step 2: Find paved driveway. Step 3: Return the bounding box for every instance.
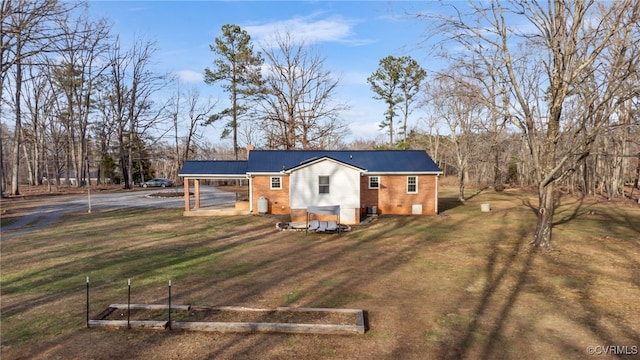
[0,186,235,242]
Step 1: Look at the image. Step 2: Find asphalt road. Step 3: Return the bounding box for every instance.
[0,186,236,242]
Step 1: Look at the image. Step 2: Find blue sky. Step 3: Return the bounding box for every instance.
[87,1,451,144]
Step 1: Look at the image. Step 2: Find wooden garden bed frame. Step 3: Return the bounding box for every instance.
[88,304,366,335]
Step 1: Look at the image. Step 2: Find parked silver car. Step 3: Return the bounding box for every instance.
[139,178,174,188]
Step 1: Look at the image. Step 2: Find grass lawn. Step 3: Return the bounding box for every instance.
[1,186,639,359]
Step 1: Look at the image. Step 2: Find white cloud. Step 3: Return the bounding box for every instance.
[342,70,371,86]
[244,13,372,49]
[175,70,203,83]
[347,120,383,140]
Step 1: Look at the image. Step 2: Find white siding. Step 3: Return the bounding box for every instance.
[290,159,360,223]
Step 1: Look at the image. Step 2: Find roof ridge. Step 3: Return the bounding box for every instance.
[184,159,248,161]
[250,149,425,152]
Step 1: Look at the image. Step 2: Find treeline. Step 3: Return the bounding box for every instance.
[1,1,353,195]
[404,129,639,200]
[1,0,173,193]
[2,0,639,234]
[421,0,640,247]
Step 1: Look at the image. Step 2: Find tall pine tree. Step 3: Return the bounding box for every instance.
[204,24,263,159]
[368,55,425,147]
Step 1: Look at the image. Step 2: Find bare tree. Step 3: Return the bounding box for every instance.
[256,32,349,149]
[426,53,510,189]
[21,62,56,187]
[426,0,639,247]
[50,12,110,187]
[570,4,640,199]
[455,57,510,190]
[106,37,129,187]
[1,0,75,195]
[107,36,165,189]
[169,82,217,175]
[91,74,117,184]
[430,74,483,202]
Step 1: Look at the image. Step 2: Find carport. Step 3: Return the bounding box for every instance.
[179,160,249,215]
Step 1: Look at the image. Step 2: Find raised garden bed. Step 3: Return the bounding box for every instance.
[89,304,365,335]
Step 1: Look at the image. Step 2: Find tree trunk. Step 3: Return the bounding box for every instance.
[126,130,133,189]
[634,151,640,190]
[232,84,239,159]
[388,112,394,146]
[10,59,22,196]
[0,122,4,197]
[532,184,554,247]
[45,147,52,192]
[402,105,408,148]
[287,110,296,149]
[493,142,501,189]
[22,143,33,185]
[458,169,466,202]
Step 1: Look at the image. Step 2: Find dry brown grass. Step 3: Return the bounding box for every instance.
[1,185,639,359]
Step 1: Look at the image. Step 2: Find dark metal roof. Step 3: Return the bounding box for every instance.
[286,156,367,172]
[246,150,441,173]
[179,160,248,177]
[180,151,442,178]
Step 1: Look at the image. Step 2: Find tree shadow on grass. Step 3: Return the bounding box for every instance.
[439,197,463,212]
[438,225,538,359]
[439,187,490,213]
[22,212,458,360]
[534,237,640,356]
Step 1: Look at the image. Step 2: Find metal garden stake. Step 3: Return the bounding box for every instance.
[127,279,131,329]
[86,276,90,328]
[168,280,172,330]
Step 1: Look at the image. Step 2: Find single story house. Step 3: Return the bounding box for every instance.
[179,150,442,224]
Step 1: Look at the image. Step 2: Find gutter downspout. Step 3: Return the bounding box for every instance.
[435,174,439,214]
[248,175,253,213]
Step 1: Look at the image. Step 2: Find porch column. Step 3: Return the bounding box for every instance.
[194,179,201,209]
[184,178,190,211]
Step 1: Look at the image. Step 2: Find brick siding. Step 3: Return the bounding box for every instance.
[252,173,437,218]
[377,175,437,215]
[360,176,380,214]
[251,175,290,215]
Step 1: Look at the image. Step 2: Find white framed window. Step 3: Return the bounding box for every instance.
[270,176,282,190]
[407,176,418,194]
[319,176,330,194]
[369,176,380,189]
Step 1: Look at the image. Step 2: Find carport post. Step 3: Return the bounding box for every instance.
[184,178,190,211]
[194,179,201,209]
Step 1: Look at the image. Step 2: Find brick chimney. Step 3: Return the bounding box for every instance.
[245,144,255,159]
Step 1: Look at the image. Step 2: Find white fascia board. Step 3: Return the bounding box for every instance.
[179,174,248,179]
[365,171,443,175]
[284,157,365,174]
[246,172,284,176]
